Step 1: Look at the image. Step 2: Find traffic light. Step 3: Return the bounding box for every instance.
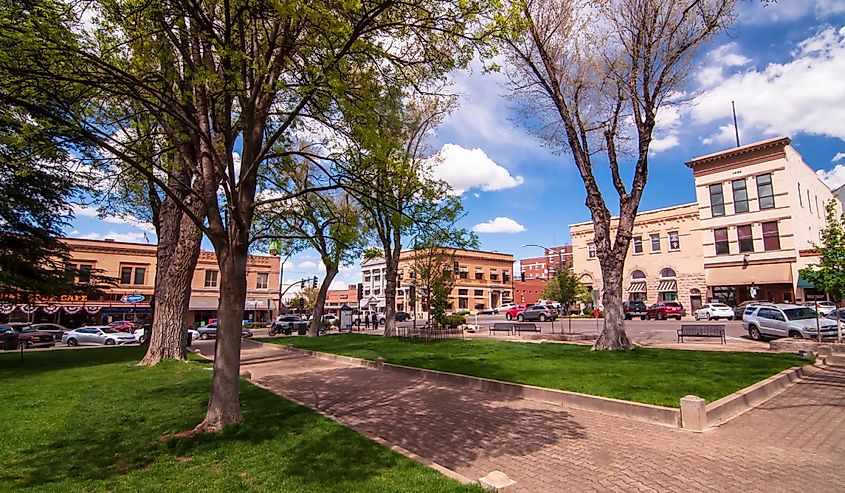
[357,283,363,300]
[300,279,305,289]
[312,276,318,289]
[298,297,304,309]
[453,261,459,273]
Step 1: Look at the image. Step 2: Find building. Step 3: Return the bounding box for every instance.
[513,278,547,306]
[570,203,705,311]
[688,137,837,305]
[359,256,387,314]
[518,245,573,280]
[396,248,514,315]
[325,284,358,314]
[569,137,840,309]
[1,238,280,327]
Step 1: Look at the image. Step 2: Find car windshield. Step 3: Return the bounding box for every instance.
[783,308,818,321]
[19,326,37,333]
[102,328,119,334]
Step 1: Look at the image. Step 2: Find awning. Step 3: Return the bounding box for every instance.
[189,296,218,310]
[797,274,815,289]
[245,299,275,311]
[657,280,677,292]
[706,262,793,286]
[627,281,647,293]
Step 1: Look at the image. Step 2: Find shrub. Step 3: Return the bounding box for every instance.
[443,314,466,328]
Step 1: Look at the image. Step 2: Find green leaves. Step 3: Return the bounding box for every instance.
[800,200,845,300]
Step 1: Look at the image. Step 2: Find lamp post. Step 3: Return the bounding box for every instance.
[522,243,563,279]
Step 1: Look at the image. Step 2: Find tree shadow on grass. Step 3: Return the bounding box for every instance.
[0,345,146,377]
[256,365,589,476]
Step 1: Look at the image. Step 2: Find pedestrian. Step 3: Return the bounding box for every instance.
[371,311,378,329]
[364,312,370,330]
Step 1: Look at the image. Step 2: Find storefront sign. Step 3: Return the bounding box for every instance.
[121,294,146,304]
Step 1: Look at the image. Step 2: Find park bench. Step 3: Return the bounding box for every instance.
[677,324,726,344]
[490,322,513,335]
[512,322,540,334]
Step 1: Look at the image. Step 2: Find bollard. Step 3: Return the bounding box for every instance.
[479,471,517,492]
[375,356,385,369]
[680,395,707,432]
[241,371,252,380]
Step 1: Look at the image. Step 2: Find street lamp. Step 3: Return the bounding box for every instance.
[522,243,564,279]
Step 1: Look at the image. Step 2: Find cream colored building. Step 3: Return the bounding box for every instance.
[570,203,706,311]
[570,137,840,310]
[688,137,838,305]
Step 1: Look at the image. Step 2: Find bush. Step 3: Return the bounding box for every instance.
[244,322,268,330]
[455,310,470,316]
[443,314,466,328]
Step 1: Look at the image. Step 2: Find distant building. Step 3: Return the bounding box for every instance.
[325,284,358,315]
[570,137,840,308]
[518,245,572,280]
[513,278,547,306]
[359,256,387,314]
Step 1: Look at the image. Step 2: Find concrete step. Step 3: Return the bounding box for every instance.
[827,354,845,367]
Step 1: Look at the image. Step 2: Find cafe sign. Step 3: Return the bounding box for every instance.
[121,294,146,304]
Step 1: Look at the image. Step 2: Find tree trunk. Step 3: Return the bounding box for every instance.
[310,265,338,337]
[139,196,203,365]
[383,254,399,337]
[592,264,633,350]
[193,248,247,432]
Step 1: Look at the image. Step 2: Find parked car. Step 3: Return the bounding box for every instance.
[477,307,496,315]
[376,311,412,324]
[269,315,307,336]
[734,300,769,320]
[196,323,253,339]
[804,300,836,316]
[25,323,69,341]
[742,303,838,341]
[107,320,140,332]
[646,302,684,320]
[504,305,526,321]
[0,323,55,349]
[62,326,137,346]
[494,303,516,314]
[132,328,198,343]
[693,303,735,321]
[622,301,647,320]
[825,308,845,322]
[518,304,559,322]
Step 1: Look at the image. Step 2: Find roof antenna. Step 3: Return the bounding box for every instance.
[732,101,740,147]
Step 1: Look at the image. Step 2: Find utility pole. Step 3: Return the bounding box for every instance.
[732,101,741,148]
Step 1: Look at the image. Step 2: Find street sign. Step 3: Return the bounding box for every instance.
[121,294,146,304]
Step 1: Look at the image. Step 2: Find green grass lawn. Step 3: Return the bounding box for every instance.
[0,346,481,493]
[262,334,809,407]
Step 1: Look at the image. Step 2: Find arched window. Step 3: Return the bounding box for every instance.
[631,270,646,279]
[660,268,677,278]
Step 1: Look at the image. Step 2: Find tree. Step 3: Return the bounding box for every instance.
[288,286,318,314]
[2,0,493,432]
[800,200,845,343]
[503,0,736,349]
[542,264,586,332]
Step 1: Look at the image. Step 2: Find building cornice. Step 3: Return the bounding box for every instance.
[685,137,790,169]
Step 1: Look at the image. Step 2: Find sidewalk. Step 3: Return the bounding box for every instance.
[230,340,845,492]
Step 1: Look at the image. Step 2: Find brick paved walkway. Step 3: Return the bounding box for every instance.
[232,340,845,492]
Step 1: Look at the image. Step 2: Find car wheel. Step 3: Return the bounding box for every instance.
[67,337,78,347]
[517,314,524,322]
[705,313,712,320]
[105,339,116,345]
[138,335,147,344]
[200,333,209,340]
[624,314,631,320]
[506,314,512,321]
[18,341,28,349]
[727,316,734,321]
[539,314,547,322]
[641,316,647,321]
[789,331,804,339]
[658,313,665,320]
[675,316,682,321]
[748,325,762,341]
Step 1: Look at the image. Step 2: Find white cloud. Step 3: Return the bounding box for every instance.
[817,164,845,190]
[693,27,845,144]
[833,152,845,163]
[298,261,318,269]
[429,144,524,195]
[472,217,526,234]
[696,43,751,88]
[75,230,149,244]
[329,280,347,290]
[71,204,156,233]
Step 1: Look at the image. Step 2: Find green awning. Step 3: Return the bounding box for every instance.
[797,275,814,289]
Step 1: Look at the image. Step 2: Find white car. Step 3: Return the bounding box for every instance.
[494,304,516,314]
[62,326,138,346]
[133,328,199,343]
[805,301,836,316]
[694,303,735,321]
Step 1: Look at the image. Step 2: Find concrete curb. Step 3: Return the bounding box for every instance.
[704,363,822,428]
[282,344,682,429]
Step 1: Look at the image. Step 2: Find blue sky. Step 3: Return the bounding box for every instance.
[68,0,845,290]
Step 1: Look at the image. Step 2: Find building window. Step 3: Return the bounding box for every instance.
[204,269,218,288]
[762,221,780,251]
[459,267,468,279]
[458,289,468,296]
[737,225,754,253]
[732,179,749,213]
[650,234,660,253]
[363,276,370,283]
[364,289,370,296]
[120,266,132,285]
[633,236,643,254]
[588,243,596,258]
[815,196,820,218]
[475,268,484,280]
[668,231,680,250]
[121,265,146,285]
[756,173,774,209]
[714,228,729,255]
[134,267,146,285]
[503,272,510,283]
[474,289,484,297]
[490,270,499,281]
[459,298,468,309]
[256,272,269,289]
[659,267,676,278]
[798,183,803,207]
[68,263,93,284]
[631,270,646,279]
[709,183,725,217]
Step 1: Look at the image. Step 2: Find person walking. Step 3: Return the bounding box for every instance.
[371,311,378,330]
[364,312,370,330]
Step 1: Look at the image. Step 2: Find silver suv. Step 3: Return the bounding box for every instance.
[742,303,838,341]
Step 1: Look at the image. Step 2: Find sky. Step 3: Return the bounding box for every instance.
[67,0,845,292]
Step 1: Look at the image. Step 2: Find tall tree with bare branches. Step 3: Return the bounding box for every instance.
[503,0,736,349]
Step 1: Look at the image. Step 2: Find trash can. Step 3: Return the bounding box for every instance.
[186,329,193,347]
[297,322,307,336]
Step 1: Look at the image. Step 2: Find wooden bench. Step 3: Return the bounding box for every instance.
[490,322,513,335]
[513,322,540,334]
[677,324,726,344]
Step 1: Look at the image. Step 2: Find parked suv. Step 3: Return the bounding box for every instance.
[646,302,684,320]
[518,304,558,322]
[742,303,838,341]
[0,323,55,349]
[622,301,647,320]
